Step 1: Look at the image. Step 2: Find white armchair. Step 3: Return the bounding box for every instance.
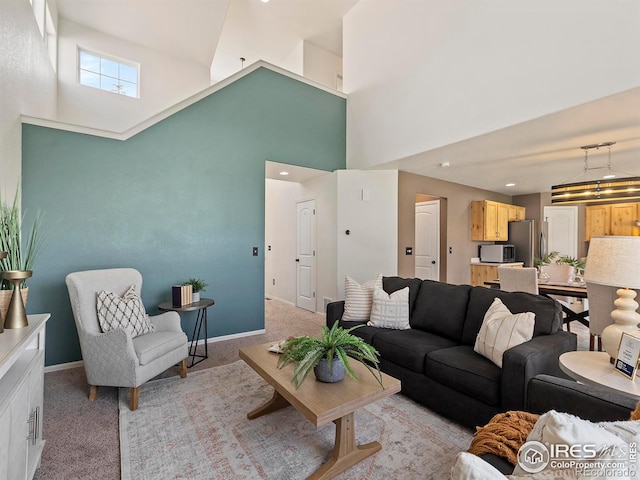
[66,268,188,410]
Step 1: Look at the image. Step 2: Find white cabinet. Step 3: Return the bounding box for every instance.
[0,314,49,480]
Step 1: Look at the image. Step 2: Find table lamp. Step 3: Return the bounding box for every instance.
[583,236,640,359]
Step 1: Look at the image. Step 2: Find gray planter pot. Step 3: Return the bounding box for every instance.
[314,357,346,383]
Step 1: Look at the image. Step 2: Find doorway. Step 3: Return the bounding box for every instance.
[415,199,440,281]
[296,199,316,312]
[544,206,578,258]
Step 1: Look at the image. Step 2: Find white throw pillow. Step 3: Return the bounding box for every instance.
[474,297,535,368]
[367,286,410,330]
[97,285,154,337]
[342,274,383,322]
[511,410,640,479]
[450,452,508,479]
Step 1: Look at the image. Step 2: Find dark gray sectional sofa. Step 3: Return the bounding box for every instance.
[326,277,577,429]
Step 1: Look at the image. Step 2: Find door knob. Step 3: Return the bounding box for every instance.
[295,259,299,262]
[431,261,436,264]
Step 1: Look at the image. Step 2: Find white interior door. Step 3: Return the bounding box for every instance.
[415,200,440,280]
[296,199,316,312]
[544,206,578,258]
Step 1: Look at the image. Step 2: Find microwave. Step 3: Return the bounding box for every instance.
[479,244,515,263]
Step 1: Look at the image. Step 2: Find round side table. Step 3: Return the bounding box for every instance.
[559,351,640,399]
[158,298,214,368]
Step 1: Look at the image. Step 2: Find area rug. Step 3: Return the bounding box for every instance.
[119,361,473,480]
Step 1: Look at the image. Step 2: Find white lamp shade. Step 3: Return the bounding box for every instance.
[584,236,640,289]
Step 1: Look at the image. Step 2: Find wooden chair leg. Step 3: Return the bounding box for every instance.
[180,359,187,378]
[88,385,98,401]
[130,386,140,411]
[589,334,595,351]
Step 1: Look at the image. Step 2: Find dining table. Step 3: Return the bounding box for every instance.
[483,280,589,328]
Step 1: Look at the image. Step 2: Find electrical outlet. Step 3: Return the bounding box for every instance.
[253,247,258,256]
[449,247,453,254]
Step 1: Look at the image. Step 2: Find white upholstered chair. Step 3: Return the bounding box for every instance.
[498,267,539,294]
[66,268,188,410]
[539,264,575,284]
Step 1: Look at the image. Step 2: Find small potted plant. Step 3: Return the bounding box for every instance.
[277,322,384,388]
[184,278,207,303]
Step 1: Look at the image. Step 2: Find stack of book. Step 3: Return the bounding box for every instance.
[172,284,193,307]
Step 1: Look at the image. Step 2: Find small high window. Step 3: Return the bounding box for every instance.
[78,50,139,98]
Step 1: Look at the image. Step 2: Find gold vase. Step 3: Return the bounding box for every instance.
[2,270,32,329]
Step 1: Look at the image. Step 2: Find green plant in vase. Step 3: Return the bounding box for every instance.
[0,188,43,289]
[277,322,383,388]
[184,278,208,302]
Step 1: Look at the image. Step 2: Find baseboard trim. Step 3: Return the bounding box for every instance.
[265,296,295,306]
[191,329,267,346]
[45,360,84,373]
[44,330,267,370]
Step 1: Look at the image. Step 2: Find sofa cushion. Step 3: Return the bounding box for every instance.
[132,331,187,365]
[426,345,502,406]
[367,286,410,330]
[410,280,471,342]
[339,321,382,346]
[382,276,422,320]
[372,329,457,373]
[461,287,562,346]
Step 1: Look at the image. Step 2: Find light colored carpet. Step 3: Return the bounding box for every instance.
[119,360,472,480]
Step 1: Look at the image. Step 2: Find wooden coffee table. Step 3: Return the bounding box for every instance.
[239,343,401,480]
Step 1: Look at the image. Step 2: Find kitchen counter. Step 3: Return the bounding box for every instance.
[471,262,524,267]
[470,262,524,287]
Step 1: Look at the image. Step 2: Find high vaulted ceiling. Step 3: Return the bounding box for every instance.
[53,0,640,195]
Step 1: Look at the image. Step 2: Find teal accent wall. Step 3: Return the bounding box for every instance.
[21,67,346,366]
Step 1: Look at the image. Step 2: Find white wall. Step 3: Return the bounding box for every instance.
[303,42,342,91]
[299,172,338,312]
[265,179,300,304]
[0,0,57,198]
[336,170,398,298]
[343,0,640,170]
[56,18,210,132]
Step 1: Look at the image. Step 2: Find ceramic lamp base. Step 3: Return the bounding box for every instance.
[601,288,640,359]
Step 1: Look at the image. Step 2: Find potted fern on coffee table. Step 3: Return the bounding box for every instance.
[277,322,383,388]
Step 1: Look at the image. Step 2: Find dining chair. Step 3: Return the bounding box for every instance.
[540,264,582,332]
[498,267,539,294]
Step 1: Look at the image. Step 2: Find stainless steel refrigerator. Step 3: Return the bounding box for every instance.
[506,220,536,267]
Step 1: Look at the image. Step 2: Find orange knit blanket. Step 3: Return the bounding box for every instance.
[469,403,640,466]
[468,411,539,465]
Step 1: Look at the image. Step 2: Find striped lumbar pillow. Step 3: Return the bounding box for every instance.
[342,274,383,322]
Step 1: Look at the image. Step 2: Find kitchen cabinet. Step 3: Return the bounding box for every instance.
[470,262,523,287]
[508,204,526,222]
[585,202,640,241]
[0,314,49,480]
[471,200,511,241]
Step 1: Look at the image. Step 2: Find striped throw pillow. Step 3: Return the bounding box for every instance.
[474,297,535,368]
[342,274,383,322]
